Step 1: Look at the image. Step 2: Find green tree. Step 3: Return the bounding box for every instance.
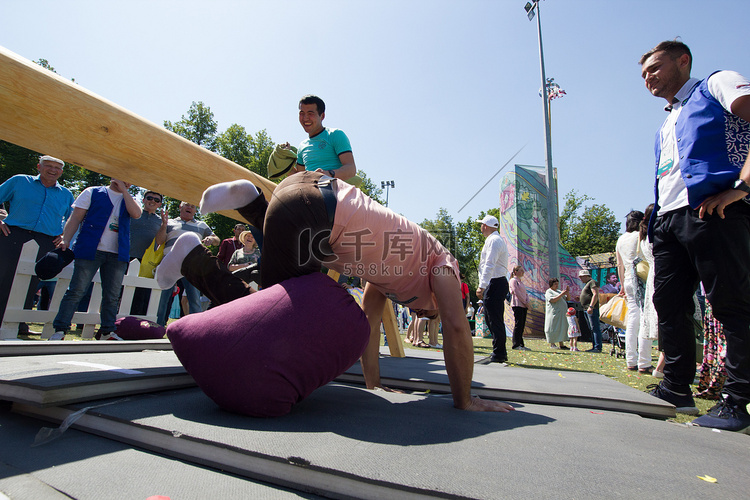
[420,208,456,255]
[357,170,384,204]
[164,101,218,151]
[215,124,252,167]
[0,140,39,183]
[559,190,621,257]
[248,129,275,178]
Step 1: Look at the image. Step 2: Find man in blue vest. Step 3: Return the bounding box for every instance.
[640,40,750,432]
[51,179,142,340]
[0,155,74,332]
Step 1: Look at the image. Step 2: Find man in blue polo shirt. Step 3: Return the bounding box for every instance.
[0,155,74,329]
[292,95,357,180]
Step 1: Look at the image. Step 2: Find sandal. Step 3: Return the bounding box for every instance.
[415,341,430,348]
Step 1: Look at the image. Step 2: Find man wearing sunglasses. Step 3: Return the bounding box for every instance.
[129,191,168,315]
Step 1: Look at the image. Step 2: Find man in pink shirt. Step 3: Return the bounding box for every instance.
[156,172,514,413]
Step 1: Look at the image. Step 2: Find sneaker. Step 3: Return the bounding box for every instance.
[99,333,123,341]
[49,331,66,341]
[647,383,699,415]
[512,346,531,351]
[691,396,750,433]
[585,348,602,353]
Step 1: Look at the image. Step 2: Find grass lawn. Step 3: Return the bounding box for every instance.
[394,333,719,424]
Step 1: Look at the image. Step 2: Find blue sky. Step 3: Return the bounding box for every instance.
[2,0,749,227]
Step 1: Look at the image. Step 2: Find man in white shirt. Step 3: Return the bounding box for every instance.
[640,40,750,432]
[476,215,509,364]
[52,179,142,340]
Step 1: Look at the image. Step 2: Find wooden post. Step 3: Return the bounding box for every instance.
[382,299,405,357]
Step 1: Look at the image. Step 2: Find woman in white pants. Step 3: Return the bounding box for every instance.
[616,210,653,373]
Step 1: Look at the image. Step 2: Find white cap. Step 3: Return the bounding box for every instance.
[477,215,499,228]
[39,155,64,167]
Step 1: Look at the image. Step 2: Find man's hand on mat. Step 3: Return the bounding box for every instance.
[460,396,515,412]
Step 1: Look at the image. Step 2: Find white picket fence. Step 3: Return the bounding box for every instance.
[1,240,163,340]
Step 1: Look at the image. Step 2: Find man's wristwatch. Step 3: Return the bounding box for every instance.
[733,179,750,195]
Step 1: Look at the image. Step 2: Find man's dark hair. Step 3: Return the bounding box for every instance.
[625,210,645,233]
[299,94,325,114]
[144,191,162,201]
[639,40,692,71]
[548,278,559,287]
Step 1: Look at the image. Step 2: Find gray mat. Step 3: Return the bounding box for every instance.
[13,385,750,500]
[340,348,675,418]
[0,402,319,500]
[0,350,193,407]
[1,348,674,418]
[0,339,173,357]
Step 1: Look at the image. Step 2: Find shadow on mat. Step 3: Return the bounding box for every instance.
[163,383,556,446]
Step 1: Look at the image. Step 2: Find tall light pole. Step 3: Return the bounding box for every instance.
[381,180,395,208]
[525,0,559,279]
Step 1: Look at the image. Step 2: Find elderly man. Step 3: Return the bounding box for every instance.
[0,155,74,329]
[640,40,750,432]
[475,215,509,365]
[156,201,219,325]
[578,269,602,353]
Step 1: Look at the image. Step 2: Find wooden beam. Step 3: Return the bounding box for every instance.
[382,299,405,357]
[0,45,276,221]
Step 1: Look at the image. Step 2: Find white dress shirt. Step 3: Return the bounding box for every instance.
[478,231,508,289]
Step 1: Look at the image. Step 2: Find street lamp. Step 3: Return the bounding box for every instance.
[381,180,395,208]
[524,0,560,279]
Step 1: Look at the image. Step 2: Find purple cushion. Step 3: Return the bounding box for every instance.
[167,272,370,417]
[114,316,166,340]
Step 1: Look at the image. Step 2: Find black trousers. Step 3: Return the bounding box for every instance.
[653,203,750,405]
[484,277,509,361]
[512,306,527,348]
[181,172,331,306]
[0,227,56,324]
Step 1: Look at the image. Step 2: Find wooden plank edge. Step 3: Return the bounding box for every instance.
[12,403,473,500]
[0,340,174,357]
[0,374,196,408]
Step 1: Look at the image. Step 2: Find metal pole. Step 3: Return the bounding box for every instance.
[535,1,560,279]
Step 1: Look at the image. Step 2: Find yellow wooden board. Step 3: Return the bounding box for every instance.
[0,45,276,220]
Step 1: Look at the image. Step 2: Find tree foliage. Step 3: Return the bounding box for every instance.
[357,170,384,204]
[215,123,252,167]
[559,190,620,257]
[164,101,218,151]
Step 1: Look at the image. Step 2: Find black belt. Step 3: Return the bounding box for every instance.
[317,178,337,225]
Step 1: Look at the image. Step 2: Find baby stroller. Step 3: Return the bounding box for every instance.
[606,325,626,358]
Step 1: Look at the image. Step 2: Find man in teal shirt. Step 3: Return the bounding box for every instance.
[293,95,357,180]
[0,155,74,328]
